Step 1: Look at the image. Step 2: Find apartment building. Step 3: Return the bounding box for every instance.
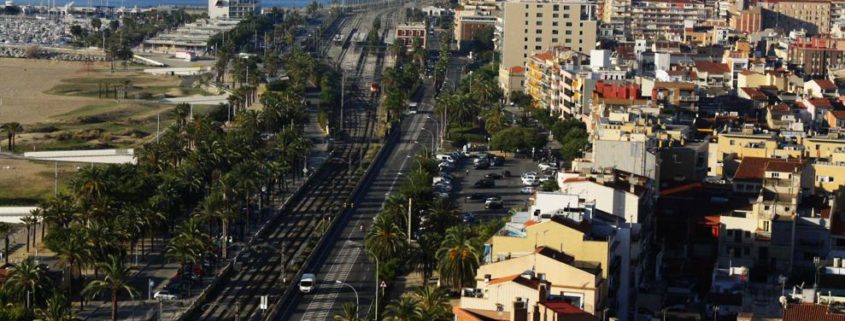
[788,41,845,77]
[208,0,259,19]
[395,23,427,47]
[497,0,598,91]
[629,0,709,42]
[600,0,632,39]
[758,0,831,35]
[455,10,498,50]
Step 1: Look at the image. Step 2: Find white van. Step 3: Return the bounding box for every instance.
[299,273,316,293]
[435,154,455,163]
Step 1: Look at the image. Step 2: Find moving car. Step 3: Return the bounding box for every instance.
[484,196,503,209]
[299,273,316,293]
[461,212,477,224]
[154,290,178,301]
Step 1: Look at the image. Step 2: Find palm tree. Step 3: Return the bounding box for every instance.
[41,194,78,230]
[436,226,480,291]
[411,286,450,321]
[36,292,76,321]
[174,103,191,128]
[0,222,11,264]
[384,296,420,321]
[484,105,508,135]
[83,253,139,321]
[21,215,37,253]
[6,256,51,308]
[365,215,407,261]
[45,227,90,300]
[2,122,23,151]
[333,303,360,321]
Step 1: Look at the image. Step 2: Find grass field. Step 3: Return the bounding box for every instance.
[0,159,79,205]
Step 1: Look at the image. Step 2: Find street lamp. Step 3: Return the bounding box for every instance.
[426,115,441,150]
[421,128,436,152]
[365,250,380,321]
[335,280,360,317]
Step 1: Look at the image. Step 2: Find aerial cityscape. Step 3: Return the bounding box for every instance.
[1,0,844,320]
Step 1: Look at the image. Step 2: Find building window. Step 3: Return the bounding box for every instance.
[536,21,542,25]
[537,13,543,17]
[566,30,572,35]
[552,38,558,42]
[553,30,559,34]
[535,37,542,41]
[536,29,542,34]
[563,14,570,18]
[553,4,559,10]
[553,21,559,26]
[566,22,573,27]
[553,13,559,18]
[535,45,542,50]
[564,5,570,10]
[764,221,770,232]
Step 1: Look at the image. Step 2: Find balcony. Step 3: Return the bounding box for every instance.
[679,95,698,102]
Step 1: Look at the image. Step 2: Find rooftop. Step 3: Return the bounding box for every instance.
[782,303,845,321]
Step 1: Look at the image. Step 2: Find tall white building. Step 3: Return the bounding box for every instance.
[496,0,599,92]
[209,0,260,20]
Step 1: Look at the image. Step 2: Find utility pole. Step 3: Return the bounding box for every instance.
[156,111,160,143]
[407,198,412,243]
[341,71,346,134]
[53,162,58,196]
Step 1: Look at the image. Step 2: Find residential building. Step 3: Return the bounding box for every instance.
[455,10,497,50]
[496,0,598,91]
[208,0,259,20]
[758,0,831,35]
[629,0,709,42]
[788,39,845,78]
[693,60,732,88]
[601,0,632,39]
[395,22,427,47]
[731,6,762,34]
[804,79,839,99]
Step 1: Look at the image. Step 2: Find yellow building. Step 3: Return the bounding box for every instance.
[475,247,603,314]
[804,134,845,159]
[487,217,610,278]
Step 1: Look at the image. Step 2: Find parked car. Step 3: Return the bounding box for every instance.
[491,156,505,166]
[474,179,495,188]
[154,290,179,301]
[538,163,558,171]
[465,193,486,202]
[520,186,535,194]
[299,273,316,293]
[474,160,490,170]
[484,172,503,180]
[484,196,503,209]
[461,212,477,224]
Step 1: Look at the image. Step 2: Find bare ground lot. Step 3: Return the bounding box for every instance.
[0,158,80,205]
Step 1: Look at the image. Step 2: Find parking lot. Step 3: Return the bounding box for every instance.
[439,152,546,222]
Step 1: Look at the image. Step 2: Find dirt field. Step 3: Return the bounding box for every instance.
[0,158,79,205]
[0,58,109,124]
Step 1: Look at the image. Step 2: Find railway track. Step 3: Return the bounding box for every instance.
[182,9,389,321]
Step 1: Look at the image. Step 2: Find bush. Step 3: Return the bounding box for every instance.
[489,126,545,152]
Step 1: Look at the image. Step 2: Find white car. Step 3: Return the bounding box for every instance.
[538,163,558,171]
[520,186,535,194]
[154,290,178,301]
[299,273,316,293]
[521,172,538,180]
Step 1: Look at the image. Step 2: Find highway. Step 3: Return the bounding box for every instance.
[277,18,445,321]
[182,6,401,321]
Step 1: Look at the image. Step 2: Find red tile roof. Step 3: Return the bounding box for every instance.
[509,66,525,74]
[830,110,845,119]
[694,61,730,74]
[812,79,838,90]
[783,303,845,321]
[524,220,538,227]
[539,301,598,321]
[533,51,554,61]
[488,274,543,289]
[808,98,833,108]
[734,157,804,181]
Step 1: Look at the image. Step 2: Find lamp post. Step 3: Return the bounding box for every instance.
[426,115,441,149]
[366,250,380,321]
[420,128,436,152]
[335,280,360,317]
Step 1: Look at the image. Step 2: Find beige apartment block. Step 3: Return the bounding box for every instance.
[758,0,831,35]
[497,0,598,90]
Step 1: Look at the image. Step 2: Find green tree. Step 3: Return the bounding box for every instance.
[411,286,451,321]
[436,226,479,290]
[540,179,559,192]
[365,215,407,261]
[83,253,139,321]
[35,292,76,321]
[489,126,545,152]
[44,227,91,299]
[2,122,23,151]
[333,303,360,321]
[5,257,51,309]
[384,296,420,321]
[91,18,102,30]
[483,105,508,135]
